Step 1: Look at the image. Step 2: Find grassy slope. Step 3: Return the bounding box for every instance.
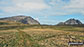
[0,24,84,47]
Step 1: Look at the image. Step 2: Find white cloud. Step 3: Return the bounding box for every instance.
[3,3,48,13]
[63,0,84,8]
[45,0,84,16]
[0,0,84,16]
[61,0,84,15]
[16,2,48,10]
[35,17,39,21]
[0,0,49,13]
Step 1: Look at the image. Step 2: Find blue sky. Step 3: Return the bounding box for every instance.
[0,0,84,25]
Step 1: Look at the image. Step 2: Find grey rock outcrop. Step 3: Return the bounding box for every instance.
[64,19,82,25]
[57,19,82,25]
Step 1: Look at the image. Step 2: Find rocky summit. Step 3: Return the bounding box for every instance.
[57,19,82,25]
[0,15,40,25]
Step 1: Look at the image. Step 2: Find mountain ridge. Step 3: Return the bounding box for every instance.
[0,15,40,25]
[57,19,83,26]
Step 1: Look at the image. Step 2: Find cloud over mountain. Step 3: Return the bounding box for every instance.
[0,0,84,16]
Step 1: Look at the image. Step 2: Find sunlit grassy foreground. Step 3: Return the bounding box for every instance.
[0,25,84,47]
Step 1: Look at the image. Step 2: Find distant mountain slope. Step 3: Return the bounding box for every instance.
[57,19,83,25]
[0,15,40,25]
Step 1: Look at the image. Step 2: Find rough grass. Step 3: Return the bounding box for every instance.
[0,25,84,47]
[0,25,84,32]
[0,29,44,47]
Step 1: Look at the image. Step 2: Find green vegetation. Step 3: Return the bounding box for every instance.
[0,22,8,25]
[0,29,43,47]
[0,24,84,32]
[0,24,84,47]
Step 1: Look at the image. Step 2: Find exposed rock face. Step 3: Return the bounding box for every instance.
[0,15,40,25]
[57,19,82,25]
[64,19,82,25]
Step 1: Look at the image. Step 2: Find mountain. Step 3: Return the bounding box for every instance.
[0,15,40,25]
[57,19,83,25]
[64,19,82,25]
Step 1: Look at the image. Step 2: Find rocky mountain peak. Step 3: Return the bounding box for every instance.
[57,19,82,25]
[0,15,40,25]
[65,19,82,25]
